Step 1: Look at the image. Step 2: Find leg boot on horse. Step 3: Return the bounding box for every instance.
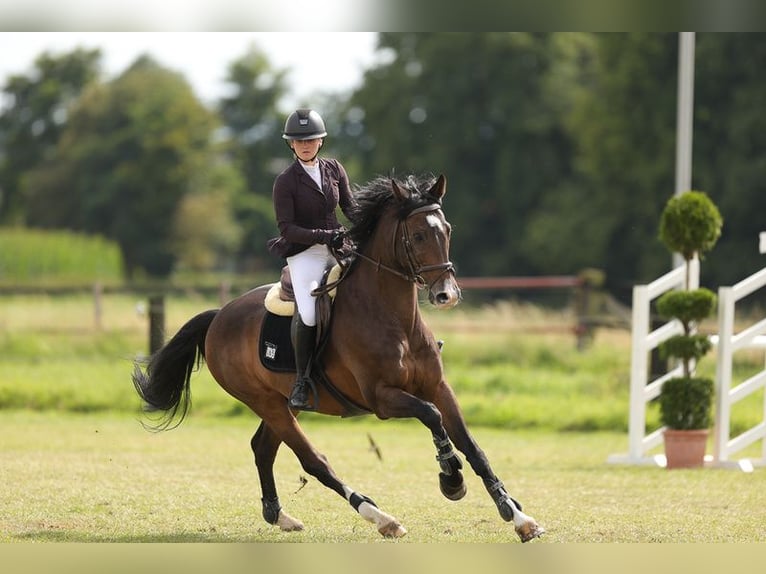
[288,313,317,411]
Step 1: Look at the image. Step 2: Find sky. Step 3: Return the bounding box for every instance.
[0,32,382,110]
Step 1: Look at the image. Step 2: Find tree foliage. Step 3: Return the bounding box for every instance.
[217,44,290,272]
[1,34,765,290]
[0,48,101,224]
[24,55,233,278]
[693,33,766,284]
[339,33,580,277]
[337,33,765,295]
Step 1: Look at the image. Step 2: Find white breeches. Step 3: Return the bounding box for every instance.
[286,244,336,326]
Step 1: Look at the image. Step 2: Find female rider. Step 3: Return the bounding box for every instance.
[267,109,356,410]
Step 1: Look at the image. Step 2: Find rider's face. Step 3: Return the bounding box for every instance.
[290,138,323,163]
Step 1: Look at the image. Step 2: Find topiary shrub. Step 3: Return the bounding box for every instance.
[659,191,722,263]
[656,191,722,431]
[658,376,714,430]
[656,288,716,377]
[656,288,716,326]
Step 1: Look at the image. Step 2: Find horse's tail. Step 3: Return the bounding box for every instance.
[132,309,219,431]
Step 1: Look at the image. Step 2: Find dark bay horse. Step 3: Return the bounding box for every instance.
[132,174,544,542]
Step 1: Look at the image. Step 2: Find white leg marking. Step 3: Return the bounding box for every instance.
[276,510,304,531]
[343,486,407,538]
[505,498,545,542]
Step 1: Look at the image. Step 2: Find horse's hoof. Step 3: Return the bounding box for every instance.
[441,481,467,501]
[379,521,407,538]
[439,472,467,501]
[276,511,305,532]
[516,519,545,543]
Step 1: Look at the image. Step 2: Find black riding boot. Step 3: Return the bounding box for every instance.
[288,314,317,411]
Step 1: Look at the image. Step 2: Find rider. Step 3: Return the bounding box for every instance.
[267,109,356,410]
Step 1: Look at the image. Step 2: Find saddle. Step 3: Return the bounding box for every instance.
[264,264,342,317]
[259,264,371,417]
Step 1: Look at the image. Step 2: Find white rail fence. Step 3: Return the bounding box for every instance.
[608,259,699,465]
[713,266,766,467]
[610,234,766,470]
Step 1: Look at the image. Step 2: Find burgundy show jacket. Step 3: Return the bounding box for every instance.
[268,158,356,259]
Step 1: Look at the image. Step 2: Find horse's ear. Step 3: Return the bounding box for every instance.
[391,179,410,201]
[429,174,447,202]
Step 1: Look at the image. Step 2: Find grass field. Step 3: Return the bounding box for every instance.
[1,292,764,432]
[1,411,765,543]
[1,291,765,544]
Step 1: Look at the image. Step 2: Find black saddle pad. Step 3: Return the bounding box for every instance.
[258,310,372,417]
[259,312,295,373]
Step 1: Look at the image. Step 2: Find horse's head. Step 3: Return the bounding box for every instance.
[390,175,461,309]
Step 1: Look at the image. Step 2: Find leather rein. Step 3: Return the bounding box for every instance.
[313,203,455,297]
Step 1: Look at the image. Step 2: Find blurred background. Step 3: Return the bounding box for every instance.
[1,33,764,302]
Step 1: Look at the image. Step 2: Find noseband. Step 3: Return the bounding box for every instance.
[354,203,455,290]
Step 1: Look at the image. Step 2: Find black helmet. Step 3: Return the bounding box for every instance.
[282,108,327,140]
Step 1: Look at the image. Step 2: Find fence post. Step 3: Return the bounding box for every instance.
[148,295,165,355]
[93,281,103,331]
[628,285,650,461]
[219,280,231,307]
[714,286,734,462]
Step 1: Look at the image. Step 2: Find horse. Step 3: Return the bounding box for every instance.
[132,173,545,542]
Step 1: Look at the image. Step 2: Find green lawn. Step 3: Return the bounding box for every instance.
[1,411,764,543]
[1,293,765,545]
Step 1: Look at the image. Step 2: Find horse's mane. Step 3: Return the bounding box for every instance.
[347,174,440,250]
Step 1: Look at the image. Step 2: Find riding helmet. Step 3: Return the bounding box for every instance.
[282,109,328,140]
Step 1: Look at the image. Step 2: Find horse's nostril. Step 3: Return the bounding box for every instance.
[436,292,449,304]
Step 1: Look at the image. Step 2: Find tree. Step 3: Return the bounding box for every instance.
[218,44,290,272]
[0,48,101,224]
[693,33,766,285]
[335,33,766,295]
[339,33,584,276]
[25,55,235,278]
[533,33,766,295]
[172,163,244,273]
[537,34,680,295]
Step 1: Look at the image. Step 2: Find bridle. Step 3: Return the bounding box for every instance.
[313,203,456,299]
[352,203,456,290]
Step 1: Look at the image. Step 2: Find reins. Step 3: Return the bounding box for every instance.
[312,202,454,298]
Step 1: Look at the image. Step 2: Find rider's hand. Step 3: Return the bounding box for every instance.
[330,229,345,249]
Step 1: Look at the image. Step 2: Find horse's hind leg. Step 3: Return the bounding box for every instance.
[258,406,406,538]
[432,382,545,542]
[250,421,304,531]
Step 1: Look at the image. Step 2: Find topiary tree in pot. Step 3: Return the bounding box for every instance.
[656,190,722,469]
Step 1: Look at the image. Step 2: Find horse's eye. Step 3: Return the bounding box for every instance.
[412,232,425,242]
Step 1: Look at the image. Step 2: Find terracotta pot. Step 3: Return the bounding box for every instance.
[663,428,709,469]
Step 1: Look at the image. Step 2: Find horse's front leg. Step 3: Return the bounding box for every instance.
[432,381,545,542]
[373,386,468,501]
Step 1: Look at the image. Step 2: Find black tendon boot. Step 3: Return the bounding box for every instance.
[288,314,317,410]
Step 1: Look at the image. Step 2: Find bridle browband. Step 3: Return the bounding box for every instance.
[352,203,455,290]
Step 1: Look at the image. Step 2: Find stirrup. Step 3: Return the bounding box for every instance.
[288,377,317,411]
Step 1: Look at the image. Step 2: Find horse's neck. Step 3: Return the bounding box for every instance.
[345,231,422,329]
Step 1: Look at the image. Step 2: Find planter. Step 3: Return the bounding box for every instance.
[663,428,709,469]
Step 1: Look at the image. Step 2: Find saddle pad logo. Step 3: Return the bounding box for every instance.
[264,342,278,360]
